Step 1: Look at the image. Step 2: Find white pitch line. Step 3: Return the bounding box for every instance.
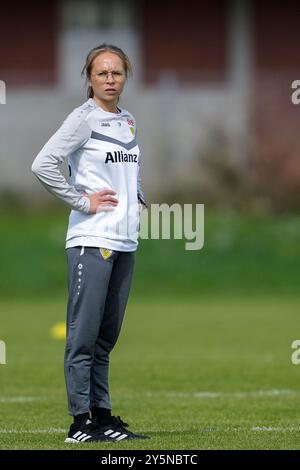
[145,389,297,399]
[0,397,46,403]
[0,429,66,434]
[252,426,300,432]
[0,427,300,434]
[0,390,296,404]
[0,389,295,409]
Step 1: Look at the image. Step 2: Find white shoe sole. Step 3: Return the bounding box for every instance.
[65,436,111,443]
[65,435,149,443]
[65,437,81,443]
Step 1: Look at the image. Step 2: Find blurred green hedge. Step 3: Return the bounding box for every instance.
[0,206,300,299]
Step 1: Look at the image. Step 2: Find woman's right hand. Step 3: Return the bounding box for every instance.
[83,188,119,214]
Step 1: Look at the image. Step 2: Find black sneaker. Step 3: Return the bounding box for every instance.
[95,415,150,441]
[65,418,111,443]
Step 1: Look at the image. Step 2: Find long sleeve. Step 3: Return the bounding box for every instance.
[137,156,148,208]
[31,109,91,213]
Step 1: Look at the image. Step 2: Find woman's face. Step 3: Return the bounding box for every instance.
[89,52,126,105]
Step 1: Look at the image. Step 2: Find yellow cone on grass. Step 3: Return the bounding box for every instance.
[50,322,66,340]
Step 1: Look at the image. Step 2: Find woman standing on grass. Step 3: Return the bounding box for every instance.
[31,44,149,443]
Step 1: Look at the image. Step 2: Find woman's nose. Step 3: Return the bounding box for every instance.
[106,72,115,82]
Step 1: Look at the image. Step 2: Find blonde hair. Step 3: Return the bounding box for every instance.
[81,43,133,100]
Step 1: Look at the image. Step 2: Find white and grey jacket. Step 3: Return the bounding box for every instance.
[31,98,147,252]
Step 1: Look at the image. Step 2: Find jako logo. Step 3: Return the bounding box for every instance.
[0,80,6,104]
[0,340,6,364]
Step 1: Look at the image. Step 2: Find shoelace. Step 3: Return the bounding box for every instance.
[111,415,129,428]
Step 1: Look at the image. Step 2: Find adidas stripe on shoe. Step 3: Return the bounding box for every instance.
[65,419,110,443]
[94,415,150,441]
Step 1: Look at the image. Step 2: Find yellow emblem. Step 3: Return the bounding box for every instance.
[129,126,135,136]
[100,248,113,260]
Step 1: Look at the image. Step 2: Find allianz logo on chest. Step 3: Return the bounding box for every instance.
[105,150,138,164]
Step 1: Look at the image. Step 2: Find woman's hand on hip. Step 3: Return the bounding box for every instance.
[83,188,118,214]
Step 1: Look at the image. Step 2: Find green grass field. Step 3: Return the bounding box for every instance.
[1,296,300,449]
[1,208,300,449]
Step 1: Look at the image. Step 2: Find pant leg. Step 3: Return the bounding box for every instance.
[90,251,136,410]
[64,246,114,416]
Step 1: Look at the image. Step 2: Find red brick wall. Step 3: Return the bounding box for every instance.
[141,0,228,84]
[253,0,300,78]
[251,1,300,209]
[0,2,58,86]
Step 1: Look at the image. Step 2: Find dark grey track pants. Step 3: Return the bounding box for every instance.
[64,246,136,416]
